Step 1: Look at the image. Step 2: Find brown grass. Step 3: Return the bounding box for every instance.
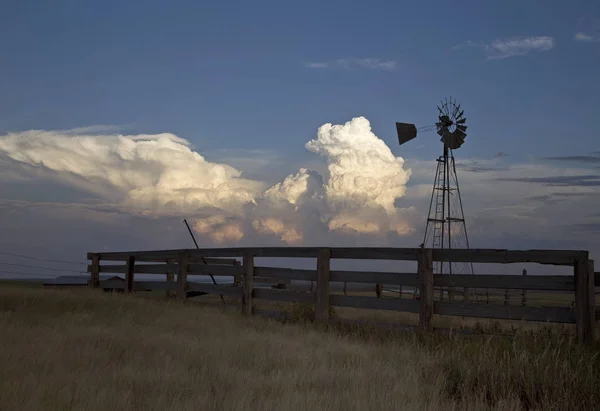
[0,285,599,411]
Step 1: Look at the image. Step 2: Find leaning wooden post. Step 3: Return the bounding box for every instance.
[166,259,175,298]
[242,252,254,316]
[89,253,100,288]
[315,248,331,325]
[418,248,434,331]
[125,255,135,293]
[177,252,189,300]
[575,258,595,344]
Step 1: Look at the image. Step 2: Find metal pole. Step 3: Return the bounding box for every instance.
[183,219,225,303]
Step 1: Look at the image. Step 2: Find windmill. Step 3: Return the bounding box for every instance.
[396,97,475,302]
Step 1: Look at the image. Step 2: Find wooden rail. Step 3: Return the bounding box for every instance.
[87,247,596,344]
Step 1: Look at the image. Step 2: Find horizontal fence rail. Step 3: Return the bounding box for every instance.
[86,247,597,344]
[88,247,588,265]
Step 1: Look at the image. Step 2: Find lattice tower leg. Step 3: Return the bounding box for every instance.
[421,148,475,302]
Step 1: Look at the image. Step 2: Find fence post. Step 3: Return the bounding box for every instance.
[233,259,242,287]
[521,269,527,306]
[125,255,135,293]
[315,248,331,325]
[177,252,189,300]
[166,259,175,298]
[242,252,254,316]
[89,254,100,288]
[575,258,595,344]
[418,248,433,331]
[504,289,510,305]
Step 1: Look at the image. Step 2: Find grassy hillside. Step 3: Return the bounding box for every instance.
[0,285,599,411]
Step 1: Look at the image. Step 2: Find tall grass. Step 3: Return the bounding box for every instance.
[0,286,598,410]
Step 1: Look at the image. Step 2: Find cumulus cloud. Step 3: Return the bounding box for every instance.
[0,117,417,245]
[454,36,554,59]
[303,117,416,235]
[0,131,264,214]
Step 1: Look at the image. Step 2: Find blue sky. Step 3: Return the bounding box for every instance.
[1,1,600,276]
[2,0,599,160]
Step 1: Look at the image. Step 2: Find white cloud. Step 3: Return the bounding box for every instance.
[0,117,416,245]
[305,62,330,69]
[0,130,265,214]
[305,117,411,214]
[454,36,554,60]
[305,58,398,70]
[574,32,600,42]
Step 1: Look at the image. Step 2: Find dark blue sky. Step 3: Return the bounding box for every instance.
[1,0,599,163]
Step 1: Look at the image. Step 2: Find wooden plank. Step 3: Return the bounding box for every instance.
[92,248,314,260]
[315,248,331,324]
[134,281,178,291]
[575,259,595,344]
[253,288,314,303]
[89,254,100,288]
[187,264,244,276]
[92,264,170,274]
[90,250,183,261]
[187,258,239,265]
[330,270,417,286]
[254,276,291,285]
[254,266,317,282]
[177,253,188,300]
[92,247,418,261]
[93,263,243,275]
[186,283,243,297]
[435,301,576,323]
[433,249,587,265]
[434,274,575,291]
[330,248,419,261]
[248,248,319,258]
[125,256,135,293]
[418,249,434,331]
[242,253,254,316]
[329,295,419,313]
[89,247,587,265]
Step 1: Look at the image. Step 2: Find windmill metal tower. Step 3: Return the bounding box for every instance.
[395,97,475,301]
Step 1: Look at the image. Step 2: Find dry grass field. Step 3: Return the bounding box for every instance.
[1,284,599,411]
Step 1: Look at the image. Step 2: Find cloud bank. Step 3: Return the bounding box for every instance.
[2,117,600,263]
[0,117,417,245]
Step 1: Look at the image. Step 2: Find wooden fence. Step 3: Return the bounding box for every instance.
[87,247,597,344]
